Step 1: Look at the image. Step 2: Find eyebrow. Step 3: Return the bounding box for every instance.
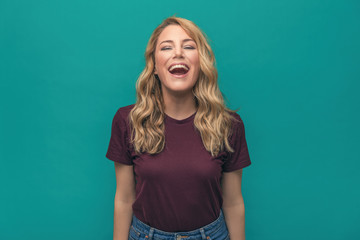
[159,38,195,45]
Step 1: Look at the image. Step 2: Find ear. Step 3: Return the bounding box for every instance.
[154,66,157,75]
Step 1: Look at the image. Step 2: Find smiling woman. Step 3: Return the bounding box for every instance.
[105,16,252,240]
[154,24,200,101]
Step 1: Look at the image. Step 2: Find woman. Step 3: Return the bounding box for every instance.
[106,16,251,240]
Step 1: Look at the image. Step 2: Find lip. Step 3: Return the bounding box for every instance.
[169,71,189,78]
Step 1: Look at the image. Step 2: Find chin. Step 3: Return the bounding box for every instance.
[162,85,194,94]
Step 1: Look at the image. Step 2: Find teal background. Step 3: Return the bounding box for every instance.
[1,0,359,239]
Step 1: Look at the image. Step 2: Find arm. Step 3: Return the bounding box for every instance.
[113,162,136,240]
[221,169,246,240]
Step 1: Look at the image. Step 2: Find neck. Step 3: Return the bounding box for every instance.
[162,90,197,120]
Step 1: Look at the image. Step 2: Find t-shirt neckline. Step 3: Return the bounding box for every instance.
[165,111,197,124]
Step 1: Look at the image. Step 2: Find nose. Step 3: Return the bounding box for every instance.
[174,46,184,58]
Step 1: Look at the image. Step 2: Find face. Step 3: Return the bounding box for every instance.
[154,25,200,97]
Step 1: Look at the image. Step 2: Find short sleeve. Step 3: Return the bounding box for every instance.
[105,109,133,165]
[222,115,251,172]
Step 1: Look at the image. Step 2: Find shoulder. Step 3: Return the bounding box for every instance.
[114,103,135,119]
[112,103,135,128]
[227,111,244,127]
[226,111,246,140]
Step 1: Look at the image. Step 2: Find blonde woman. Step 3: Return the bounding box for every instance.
[106,16,251,240]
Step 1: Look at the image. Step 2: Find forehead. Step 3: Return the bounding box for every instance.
[157,25,193,43]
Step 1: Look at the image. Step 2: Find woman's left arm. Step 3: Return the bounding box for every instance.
[222,169,246,240]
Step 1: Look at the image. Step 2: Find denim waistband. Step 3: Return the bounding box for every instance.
[131,209,226,240]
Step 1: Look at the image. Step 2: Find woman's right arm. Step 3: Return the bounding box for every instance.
[113,162,136,240]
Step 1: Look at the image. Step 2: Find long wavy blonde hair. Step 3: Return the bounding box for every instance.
[128,16,240,157]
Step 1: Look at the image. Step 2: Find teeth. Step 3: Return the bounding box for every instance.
[169,64,189,72]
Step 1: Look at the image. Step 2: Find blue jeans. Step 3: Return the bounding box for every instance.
[128,209,230,240]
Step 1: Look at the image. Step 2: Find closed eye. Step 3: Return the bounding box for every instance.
[161,46,196,51]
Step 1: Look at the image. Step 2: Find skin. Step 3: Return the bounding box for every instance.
[154,24,199,120]
[113,162,135,240]
[222,169,246,240]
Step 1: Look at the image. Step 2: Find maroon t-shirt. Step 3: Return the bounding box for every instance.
[105,104,251,232]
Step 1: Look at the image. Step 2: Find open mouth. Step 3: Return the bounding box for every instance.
[168,64,190,76]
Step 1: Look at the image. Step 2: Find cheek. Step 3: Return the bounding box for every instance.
[188,52,200,66]
[155,53,170,68]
